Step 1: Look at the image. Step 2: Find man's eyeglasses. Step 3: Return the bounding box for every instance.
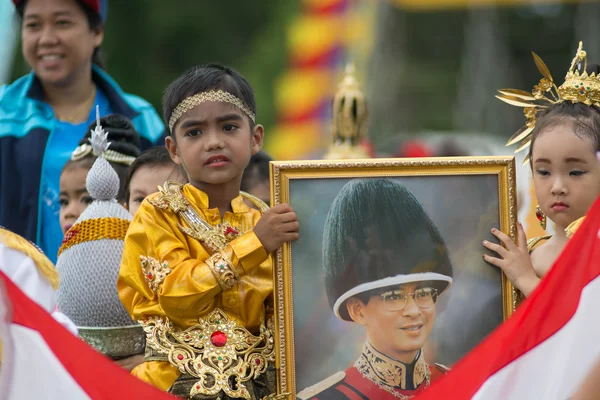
[379,287,438,311]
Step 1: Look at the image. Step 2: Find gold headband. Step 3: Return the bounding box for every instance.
[497,41,600,165]
[168,90,256,132]
[71,143,136,166]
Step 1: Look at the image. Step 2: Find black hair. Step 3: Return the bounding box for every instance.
[16,0,105,69]
[61,114,142,203]
[124,146,187,204]
[162,64,257,135]
[241,151,272,192]
[528,63,600,165]
[323,179,453,320]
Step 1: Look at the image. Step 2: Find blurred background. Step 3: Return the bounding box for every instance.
[4,0,600,161]
[4,0,594,254]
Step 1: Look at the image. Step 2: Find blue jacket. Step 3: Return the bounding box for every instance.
[0,66,166,246]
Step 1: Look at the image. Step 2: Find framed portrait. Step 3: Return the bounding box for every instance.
[270,156,518,399]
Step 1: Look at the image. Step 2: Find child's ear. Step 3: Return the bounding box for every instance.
[165,136,182,165]
[251,124,264,155]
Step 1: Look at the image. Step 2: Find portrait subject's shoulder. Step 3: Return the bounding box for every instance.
[296,371,346,400]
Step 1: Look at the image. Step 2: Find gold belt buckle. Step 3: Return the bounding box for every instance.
[141,309,275,400]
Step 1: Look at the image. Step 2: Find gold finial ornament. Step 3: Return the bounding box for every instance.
[497,41,600,165]
[325,63,370,159]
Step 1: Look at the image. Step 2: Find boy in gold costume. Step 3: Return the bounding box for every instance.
[118,64,300,399]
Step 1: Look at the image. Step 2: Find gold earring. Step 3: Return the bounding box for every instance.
[535,204,547,230]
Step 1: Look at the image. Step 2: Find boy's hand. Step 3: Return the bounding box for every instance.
[254,204,299,253]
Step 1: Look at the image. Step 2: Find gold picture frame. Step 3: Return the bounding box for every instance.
[270,156,518,397]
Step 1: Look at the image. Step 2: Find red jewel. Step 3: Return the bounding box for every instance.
[255,359,261,365]
[535,207,544,222]
[210,331,227,347]
[224,226,238,236]
[147,273,153,279]
[177,354,184,360]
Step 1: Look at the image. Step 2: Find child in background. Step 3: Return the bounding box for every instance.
[487,42,600,296]
[125,147,188,216]
[241,150,272,205]
[58,114,141,236]
[118,64,299,398]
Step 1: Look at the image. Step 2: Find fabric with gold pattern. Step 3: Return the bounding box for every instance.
[354,341,431,394]
[141,309,275,400]
[58,218,130,256]
[118,183,272,392]
[0,227,58,289]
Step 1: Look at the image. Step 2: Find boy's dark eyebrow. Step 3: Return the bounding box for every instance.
[179,114,244,129]
[216,113,244,123]
[179,119,206,129]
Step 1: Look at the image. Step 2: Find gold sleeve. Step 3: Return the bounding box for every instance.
[118,202,269,322]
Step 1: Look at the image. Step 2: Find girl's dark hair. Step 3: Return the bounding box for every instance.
[61,114,142,203]
[124,147,187,204]
[241,151,272,191]
[162,64,257,134]
[16,0,105,69]
[528,64,600,164]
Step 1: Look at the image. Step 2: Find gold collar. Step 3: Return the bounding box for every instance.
[354,342,430,395]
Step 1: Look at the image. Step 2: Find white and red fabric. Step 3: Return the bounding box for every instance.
[0,241,77,335]
[0,271,174,399]
[416,197,600,399]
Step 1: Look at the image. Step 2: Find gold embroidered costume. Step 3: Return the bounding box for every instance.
[297,342,446,400]
[118,183,273,397]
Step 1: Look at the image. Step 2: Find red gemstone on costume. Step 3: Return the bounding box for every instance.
[224,226,238,236]
[536,208,544,222]
[147,274,153,279]
[177,354,184,360]
[255,359,261,365]
[210,331,227,347]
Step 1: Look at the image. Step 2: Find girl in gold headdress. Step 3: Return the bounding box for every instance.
[482,42,600,297]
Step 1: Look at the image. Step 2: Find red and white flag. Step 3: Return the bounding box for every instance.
[0,270,174,399]
[417,197,600,399]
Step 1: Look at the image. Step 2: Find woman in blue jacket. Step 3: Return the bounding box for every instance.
[0,0,166,262]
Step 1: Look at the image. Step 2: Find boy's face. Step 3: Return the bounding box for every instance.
[347,282,436,364]
[59,166,93,234]
[166,101,263,189]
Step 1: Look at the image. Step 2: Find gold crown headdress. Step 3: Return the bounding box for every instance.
[497,41,600,164]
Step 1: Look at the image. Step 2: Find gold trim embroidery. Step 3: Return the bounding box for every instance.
[169,90,256,132]
[354,342,430,399]
[206,253,238,290]
[141,309,275,400]
[58,218,130,256]
[148,182,241,254]
[71,143,136,166]
[140,256,172,293]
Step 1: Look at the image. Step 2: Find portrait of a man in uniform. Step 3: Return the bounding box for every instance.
[297,179,453,399]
